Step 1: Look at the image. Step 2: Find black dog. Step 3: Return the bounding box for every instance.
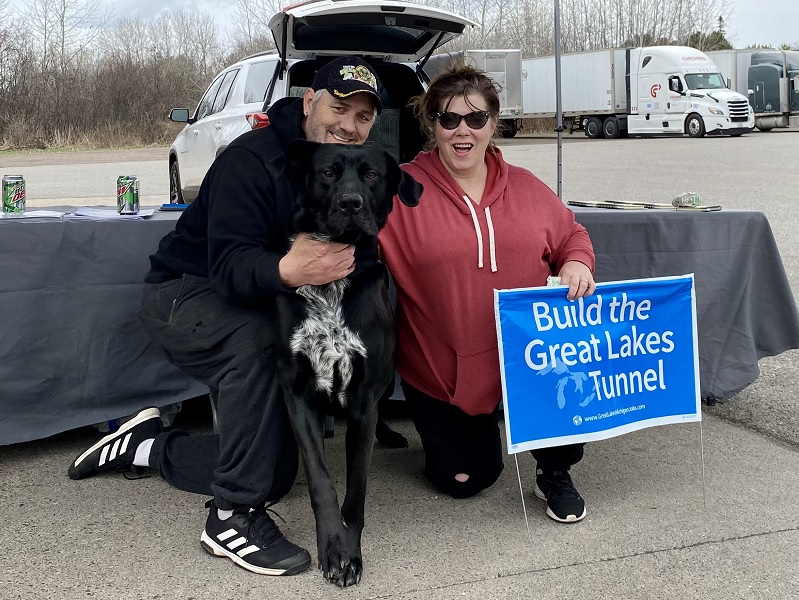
[276,140,422,586]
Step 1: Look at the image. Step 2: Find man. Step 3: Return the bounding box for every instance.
[67,56,384,577]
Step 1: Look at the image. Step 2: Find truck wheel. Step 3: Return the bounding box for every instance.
[756,125,773,132]
[686,114,705,138]
[585,117,603,139]
[500,119,518,138]
[602,117,619,139]
[169,160,184,204]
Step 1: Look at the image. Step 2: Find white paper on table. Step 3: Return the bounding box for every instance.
[62,207,156,220]
[1,210,65,218]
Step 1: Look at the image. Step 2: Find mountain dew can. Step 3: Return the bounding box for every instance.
[2,175,26,214]
[116,176,139,215]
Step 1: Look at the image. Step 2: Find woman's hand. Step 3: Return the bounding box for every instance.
[558,260,595,301]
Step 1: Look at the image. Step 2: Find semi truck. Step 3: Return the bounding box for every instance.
[424,48,523,137]
[521,46,754,138]
[706,49,799,131]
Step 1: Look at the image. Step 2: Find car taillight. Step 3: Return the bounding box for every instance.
[246,112,270,129]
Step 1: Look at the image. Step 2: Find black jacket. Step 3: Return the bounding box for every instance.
[146,97,379,305]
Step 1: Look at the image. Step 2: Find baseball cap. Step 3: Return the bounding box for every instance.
[311,56,383,114]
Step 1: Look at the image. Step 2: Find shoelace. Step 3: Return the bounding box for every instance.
[544,471,581,499]
[119,465,151,480]
[248,504,285,548]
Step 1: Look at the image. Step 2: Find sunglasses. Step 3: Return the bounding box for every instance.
[435,110,492,130]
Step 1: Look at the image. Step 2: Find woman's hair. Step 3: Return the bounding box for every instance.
[410,63,501,148]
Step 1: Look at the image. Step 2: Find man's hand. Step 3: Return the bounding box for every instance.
[279,233,356,287]
[558,260,595,301]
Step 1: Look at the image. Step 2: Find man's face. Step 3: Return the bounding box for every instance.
[302,89,376,144]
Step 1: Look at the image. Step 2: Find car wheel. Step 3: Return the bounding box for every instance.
[686,114,705,138]
[500,119,518,138]
[602,116,619,139]
[169,160,184,204]
[585,117,603,139]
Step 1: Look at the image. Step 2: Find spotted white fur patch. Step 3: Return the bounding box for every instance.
[290,279,367,407]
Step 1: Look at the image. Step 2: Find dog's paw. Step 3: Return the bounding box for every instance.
[318,542,363,587]
[325,557,362,587]
[375,419,409,448]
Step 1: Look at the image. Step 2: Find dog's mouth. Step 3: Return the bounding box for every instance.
[322,211,378,238]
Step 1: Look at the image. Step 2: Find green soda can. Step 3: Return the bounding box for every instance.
[116,176,140,215]
[2,175,26,214]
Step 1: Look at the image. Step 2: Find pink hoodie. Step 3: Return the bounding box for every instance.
[378,147,595,415]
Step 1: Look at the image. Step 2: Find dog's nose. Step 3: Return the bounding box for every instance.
[338,193,363,213]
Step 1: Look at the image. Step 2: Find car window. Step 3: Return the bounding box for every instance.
[244,60,277,104]
[195,74,225,121]
[212,69,239,114]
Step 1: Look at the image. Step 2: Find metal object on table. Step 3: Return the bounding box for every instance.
[2,175,26,214]
[116,175,140,215]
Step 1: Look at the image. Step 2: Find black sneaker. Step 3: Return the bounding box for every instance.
[200,501,311,576]
[534,469,586,523]
[68,407,162,480]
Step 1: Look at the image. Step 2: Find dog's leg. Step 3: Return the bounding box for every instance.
[337,347,387,586]
[281,358,356,586]
[375,381,409,448]
[338,395,379,587]
[284,397,354,583]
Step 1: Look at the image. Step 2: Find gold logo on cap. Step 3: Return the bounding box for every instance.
[338,64,378,91]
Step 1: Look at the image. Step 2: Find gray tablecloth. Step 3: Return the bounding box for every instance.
[1,208,797,445]
[573,207,799,401]
[0,211,208,445]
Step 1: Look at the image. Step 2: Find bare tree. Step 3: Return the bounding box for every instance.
[228,0,280,60]
[22,0,110,71]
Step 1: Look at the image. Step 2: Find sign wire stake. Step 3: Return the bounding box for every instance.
[699,419,707,509]
[514,454,533,545]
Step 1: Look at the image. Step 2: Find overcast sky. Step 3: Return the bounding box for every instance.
[9,0,799,49]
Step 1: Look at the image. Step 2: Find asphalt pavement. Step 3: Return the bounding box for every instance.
[2,131,797,599]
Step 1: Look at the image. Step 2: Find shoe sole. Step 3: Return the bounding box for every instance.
[69,407,161,476]
[200,531,310,576]
[534,483,587,523]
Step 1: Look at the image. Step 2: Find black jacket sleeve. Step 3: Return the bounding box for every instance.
[205,145,293,304]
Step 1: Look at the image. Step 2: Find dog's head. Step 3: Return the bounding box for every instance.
[285,140,422,241]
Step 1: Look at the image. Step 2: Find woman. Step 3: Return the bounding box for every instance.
[378,65,596,523]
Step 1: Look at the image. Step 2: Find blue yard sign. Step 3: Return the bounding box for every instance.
[494,275,701,453]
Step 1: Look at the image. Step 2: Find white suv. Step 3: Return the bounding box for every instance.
[168,0,476,203]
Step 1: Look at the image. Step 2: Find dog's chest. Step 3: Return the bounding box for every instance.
[290,279,367,406]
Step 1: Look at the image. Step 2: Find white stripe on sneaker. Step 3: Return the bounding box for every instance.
[226,537,247,550]
[99,445,109,466]
[119,432,133,455]
[109,438,121,461]
[71,408,160,469]
[237,545,260,558]
[217,528,238,542]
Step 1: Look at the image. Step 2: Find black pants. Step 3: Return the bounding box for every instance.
[402,382,584,499]
[139,275,298,510]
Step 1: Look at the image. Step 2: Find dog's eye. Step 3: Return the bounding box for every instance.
[323,169,334,178]
[365,171,377,180]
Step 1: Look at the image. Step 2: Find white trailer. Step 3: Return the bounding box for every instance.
[424,49,523,137]
[522,46,754,138]
[707,49,799,131]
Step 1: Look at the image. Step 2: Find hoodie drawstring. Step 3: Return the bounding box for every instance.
[484,206,497,272]
[462,195,484,269]
[462,195,498,272]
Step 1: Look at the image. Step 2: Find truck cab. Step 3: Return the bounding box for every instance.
[626,47,754,137]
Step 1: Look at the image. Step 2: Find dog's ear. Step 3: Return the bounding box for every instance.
[384,151,423,207]
[285,139,321,188]
[397,171,423,207]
